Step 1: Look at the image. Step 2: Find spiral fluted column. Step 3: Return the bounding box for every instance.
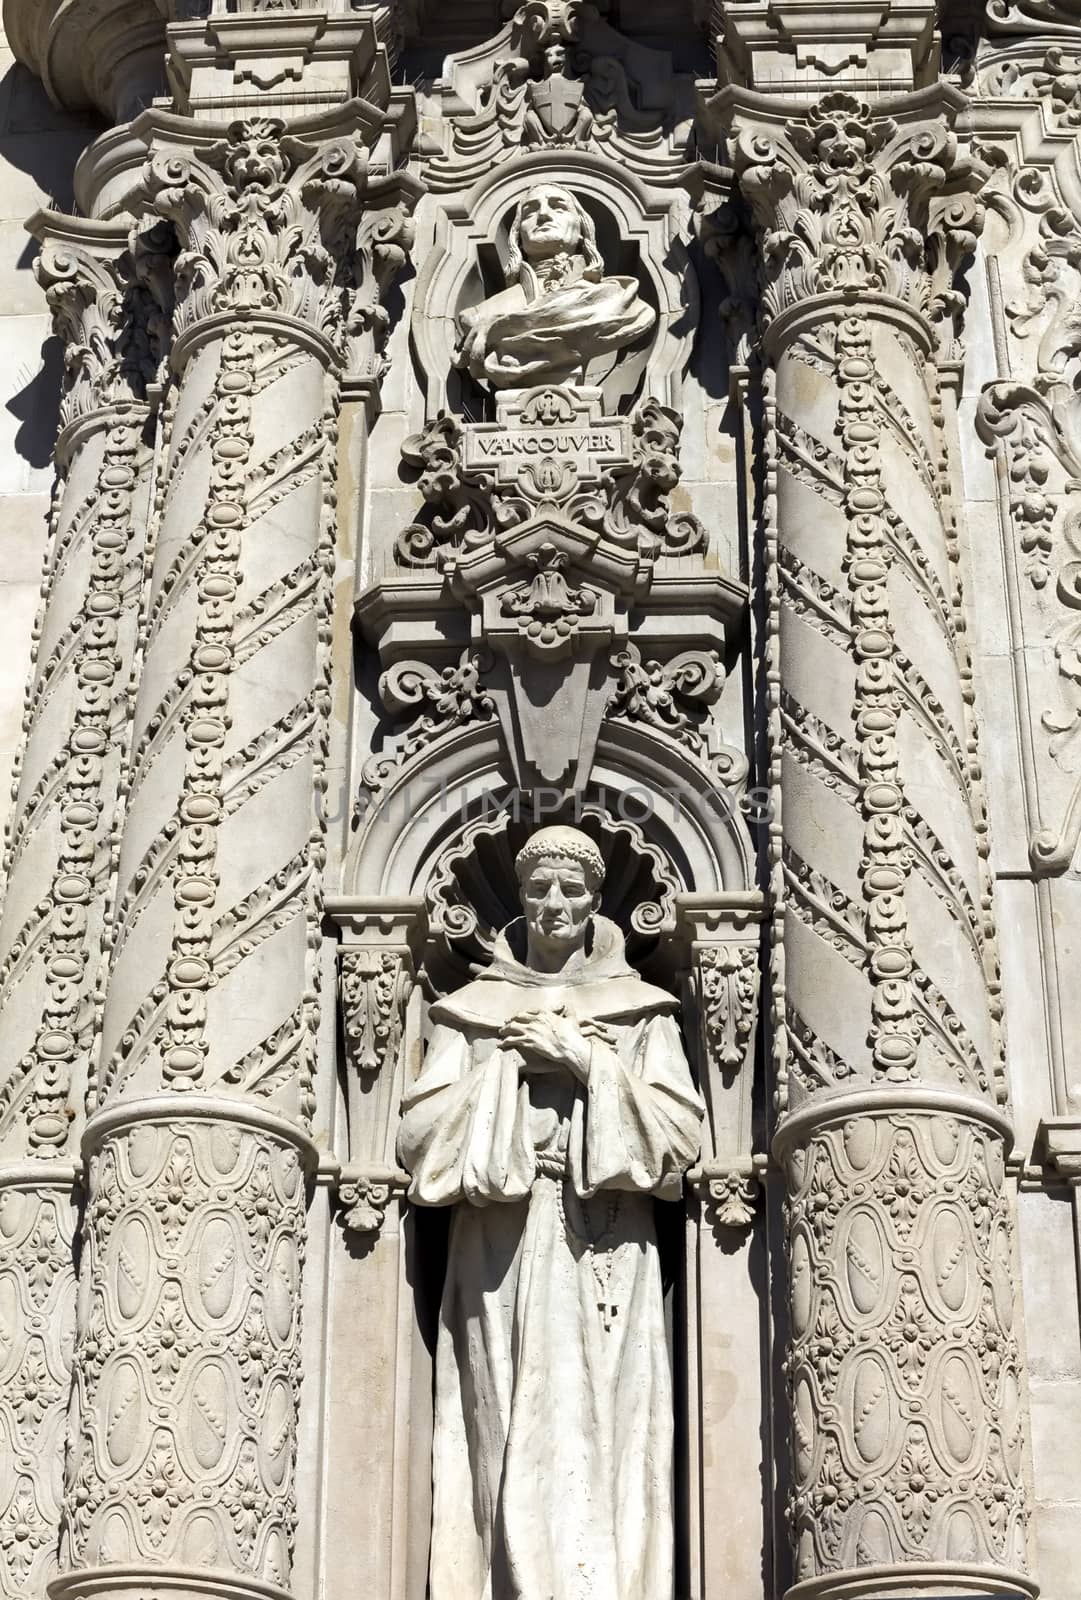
[716,86,1035,1600]
[0,217,169,1600]
[51,107,417,1600]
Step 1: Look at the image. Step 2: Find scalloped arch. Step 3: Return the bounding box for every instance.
[343,719,754,903]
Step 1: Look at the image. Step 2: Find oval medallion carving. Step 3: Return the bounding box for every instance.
[109,1214,154,1323]
[127,1123,160,1178]
[189,1361,230,1469]
[843,1210,888,1317]
[938,1353,978,1466]
[261,1376,293,1489]
[843,1118,877,1171]
[850,1352,895,1466]
[930,1208,969,1314]
[195,1215,241,1323]
[791,1230,812,1338]
[105,1357,146,1468]
[265,1235,298,1345]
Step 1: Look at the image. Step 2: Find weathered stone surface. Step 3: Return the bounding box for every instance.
[0,0,1081,1596]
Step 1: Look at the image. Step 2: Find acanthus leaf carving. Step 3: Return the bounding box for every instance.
[717,90,988,343]
[339,948,413,1077]
[689,1161,763,1232]
[358,650,496,801]
[137,116,420,349]
[336,936,414,1238]
[32,219,175,430]
[345,189,421,390]
[697,942,759,1076]
[608,643,726,759]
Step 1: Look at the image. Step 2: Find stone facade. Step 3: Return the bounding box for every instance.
[0,0,1079,1596]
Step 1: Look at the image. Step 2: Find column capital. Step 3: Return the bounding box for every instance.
[133,107,421,363]
[704,86,987,343]
[28,212,174,441]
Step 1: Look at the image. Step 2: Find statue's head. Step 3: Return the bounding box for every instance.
[506,184,603,280]
[515,826,604,961]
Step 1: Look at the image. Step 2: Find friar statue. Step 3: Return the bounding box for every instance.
[398,825,704,1600]
[454,182,656,389]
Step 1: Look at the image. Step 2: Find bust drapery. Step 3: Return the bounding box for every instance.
[454,182,655,390]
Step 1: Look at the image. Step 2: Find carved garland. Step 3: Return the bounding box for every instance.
[837,315,921,1082]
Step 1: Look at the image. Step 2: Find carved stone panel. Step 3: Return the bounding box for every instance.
[782,1109,1029,1587]
[59,1114,309,1590]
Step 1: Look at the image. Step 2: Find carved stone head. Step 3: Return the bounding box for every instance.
[514,825,604,963]
[506,183,603,279]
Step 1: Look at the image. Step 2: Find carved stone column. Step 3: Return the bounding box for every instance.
[0,217,169,1600]
[53,110,416,1600]
[710,86,1035,1598]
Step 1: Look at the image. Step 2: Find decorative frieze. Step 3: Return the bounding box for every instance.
[711,87,987,344]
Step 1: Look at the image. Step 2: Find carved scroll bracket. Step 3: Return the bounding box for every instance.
[325,897,425,1238]
[357,383,746,803]
[677,892,766,1233]
[687,1155,769,1232]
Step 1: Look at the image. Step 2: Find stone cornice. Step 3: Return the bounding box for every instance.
[2,0,166,123]
[714,0,939,98]
[3,0,404,128]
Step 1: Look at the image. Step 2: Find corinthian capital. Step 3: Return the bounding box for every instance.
[28,214,174,432]
[137,109,421,352]
[708,86,987,338]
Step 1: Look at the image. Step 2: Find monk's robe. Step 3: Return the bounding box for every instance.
[398,916,703,1600]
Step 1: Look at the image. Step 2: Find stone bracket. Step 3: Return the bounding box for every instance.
[675,891,765,1227]
[1039,1115,1081,1182]
[336,1163,411,1235]
[686,1153,768,1232]
[325,896,427,1238]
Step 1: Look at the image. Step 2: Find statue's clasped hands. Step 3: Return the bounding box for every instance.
[501,1006,614,1084]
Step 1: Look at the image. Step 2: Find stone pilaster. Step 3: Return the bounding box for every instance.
[712,86,1035,1598]
[0,218,169,1600]
[53,109,417,1600]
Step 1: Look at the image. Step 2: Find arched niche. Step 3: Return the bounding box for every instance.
[326,715,766,1600]
[409,150,699,417]
[341,718,754,914]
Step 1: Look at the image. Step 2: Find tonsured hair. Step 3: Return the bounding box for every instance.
[514,825,605,890]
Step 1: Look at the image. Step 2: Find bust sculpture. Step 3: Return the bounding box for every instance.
[398,825,704,1600]
[454,182,656,388]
